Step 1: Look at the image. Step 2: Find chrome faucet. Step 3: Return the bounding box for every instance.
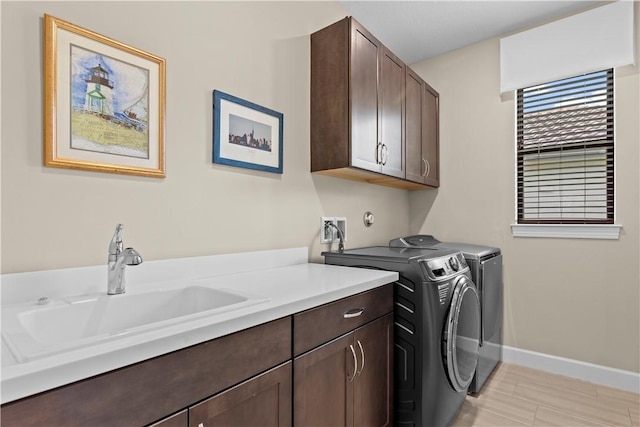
[324,221,345,253]
[107,224,143,295]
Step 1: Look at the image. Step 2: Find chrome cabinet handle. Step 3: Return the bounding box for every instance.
[348,344,358,382]
[424,159,431,178]
[356,340,365,375]
[376,142,382,164]
[382,144,389,165]
[343,307,365,318]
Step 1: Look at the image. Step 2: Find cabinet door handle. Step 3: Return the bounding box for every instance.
[343,307,365,318]
[422,159,430,177]
[382,144,388,165]
[376,142,382,164]
[356,340,365,375]
[348,344,358,382]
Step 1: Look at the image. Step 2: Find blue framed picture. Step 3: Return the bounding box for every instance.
[213,90,283,174]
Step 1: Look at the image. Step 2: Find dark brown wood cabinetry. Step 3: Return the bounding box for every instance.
[0,318,291,427]
[352,315,393,427]
[349,19,381,174]
[311,16,439,190]
[422,82,440,187]
[379,46,406,179]
[189,362,292,427]
[293,287,394,427]
[293,284,393,356]
[406,67,440,187]
[150,411,188,427]
[294,332,355,426]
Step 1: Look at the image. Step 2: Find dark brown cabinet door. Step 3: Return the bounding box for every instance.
[423,82,440,187]
[294,314,393,427]
[350,24,406,179]
[353,314,393,427]
[190,362,292,427]
[405,67,440,187]
[379,47,405,179]
[294,333,355,427]
[405,68,425,184]
[350,20,381,173]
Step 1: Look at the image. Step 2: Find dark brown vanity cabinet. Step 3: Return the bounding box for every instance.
[405,67,440,187]
[293,286,394,427]
[189,362,292,427]
[0,318,292,427]
[311,16,438,190]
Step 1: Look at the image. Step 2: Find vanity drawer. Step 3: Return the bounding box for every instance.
[293,284,393,356]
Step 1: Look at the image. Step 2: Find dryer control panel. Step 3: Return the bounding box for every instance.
[418,252,468,281]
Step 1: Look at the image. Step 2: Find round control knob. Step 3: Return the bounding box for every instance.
[449,257,459,271]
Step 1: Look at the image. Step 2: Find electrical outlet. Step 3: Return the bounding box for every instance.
[320,217,336,244]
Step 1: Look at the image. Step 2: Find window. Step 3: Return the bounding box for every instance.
[516,69,614,225]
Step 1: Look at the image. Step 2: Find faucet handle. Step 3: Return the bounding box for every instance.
[109,223,124,255]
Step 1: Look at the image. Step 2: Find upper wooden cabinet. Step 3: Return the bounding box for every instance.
[378,46,405,179]
[405,67,440,187]
[311,17,438,190]
[349,20,380,173]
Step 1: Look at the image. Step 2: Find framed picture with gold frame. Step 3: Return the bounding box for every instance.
[44,14,166,178]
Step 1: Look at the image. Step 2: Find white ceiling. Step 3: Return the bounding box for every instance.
[340,1,602,64]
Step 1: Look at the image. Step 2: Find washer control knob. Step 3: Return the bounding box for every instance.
[449,257,459,271]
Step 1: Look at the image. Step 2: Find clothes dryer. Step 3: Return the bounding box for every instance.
[323,246,481,426]
[390,235,503,393]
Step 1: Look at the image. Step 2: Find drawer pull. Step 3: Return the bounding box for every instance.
[343,307,365,319]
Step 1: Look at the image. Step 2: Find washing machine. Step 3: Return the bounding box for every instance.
[390,235,503,393]
[323,246,481,427]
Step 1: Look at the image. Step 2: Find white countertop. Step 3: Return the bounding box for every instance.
[0,248,397,404]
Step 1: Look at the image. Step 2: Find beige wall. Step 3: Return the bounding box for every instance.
[409,24,640,372]
[2,1,638,375]
[0,1,410,273]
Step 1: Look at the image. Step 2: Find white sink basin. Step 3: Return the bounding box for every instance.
[2,286,268,362]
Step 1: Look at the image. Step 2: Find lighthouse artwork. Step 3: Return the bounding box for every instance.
[70,45,149,159]
[44,14,165,177]
[84,63,114,116]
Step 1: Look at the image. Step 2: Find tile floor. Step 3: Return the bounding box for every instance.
[452,363,640,426]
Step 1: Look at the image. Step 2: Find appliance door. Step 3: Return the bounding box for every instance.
[443,275,481,392]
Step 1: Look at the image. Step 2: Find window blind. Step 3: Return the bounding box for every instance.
[516,69,614,224]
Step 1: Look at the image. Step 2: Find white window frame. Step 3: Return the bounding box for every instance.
[511,69,622,240]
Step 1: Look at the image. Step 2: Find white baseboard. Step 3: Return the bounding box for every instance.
[502,345,640,394]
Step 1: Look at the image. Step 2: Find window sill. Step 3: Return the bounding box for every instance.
[511,224,622,240]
